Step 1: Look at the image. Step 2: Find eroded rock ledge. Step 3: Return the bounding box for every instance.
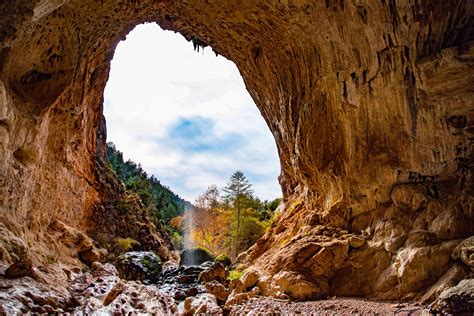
[0,0,473,306]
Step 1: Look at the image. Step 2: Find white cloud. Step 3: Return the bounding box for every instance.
[104,23,281,202]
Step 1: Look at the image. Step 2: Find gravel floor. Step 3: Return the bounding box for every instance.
[228,297,428,315]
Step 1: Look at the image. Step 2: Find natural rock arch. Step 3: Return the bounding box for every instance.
[1,0,473,302]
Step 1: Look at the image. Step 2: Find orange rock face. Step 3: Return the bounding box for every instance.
[1,0,473,302]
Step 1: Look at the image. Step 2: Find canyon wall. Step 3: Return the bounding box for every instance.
[1,0,473,301]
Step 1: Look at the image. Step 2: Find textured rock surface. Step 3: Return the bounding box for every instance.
[183,293,222,315]
[115,251,162,282]
[0,262,178,315]
[1,0,473,305]
[429,279,474,314]
[71,262,177,315]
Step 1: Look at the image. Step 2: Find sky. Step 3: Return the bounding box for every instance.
[103,23,281,203]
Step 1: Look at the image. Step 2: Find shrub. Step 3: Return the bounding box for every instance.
[171,232,183,250]
[227,269,242,280]
[115,237,140,252]
[215,253,232,267]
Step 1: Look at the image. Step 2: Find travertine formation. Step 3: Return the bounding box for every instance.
[1,0,473,305]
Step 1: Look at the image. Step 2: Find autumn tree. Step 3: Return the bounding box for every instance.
[195,185,220,210]
[222,171,254,258]
[181,185,231,255]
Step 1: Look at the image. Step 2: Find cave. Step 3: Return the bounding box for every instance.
[1,0,473,314]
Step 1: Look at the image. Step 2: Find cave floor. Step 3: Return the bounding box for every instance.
[227,297,426,315]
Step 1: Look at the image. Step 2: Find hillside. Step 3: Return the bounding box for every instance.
[106,142,193,224]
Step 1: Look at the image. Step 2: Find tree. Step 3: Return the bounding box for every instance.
[195,185,220,210]
[222,171,254,258]
[105,142,192,225]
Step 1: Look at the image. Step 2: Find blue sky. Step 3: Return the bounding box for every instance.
[103,23,281,202]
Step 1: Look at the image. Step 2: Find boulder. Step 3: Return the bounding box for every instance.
[452,236,474,270]
[183,294,222,315]
[215,254,232,267]
[205,280,230,302]
[225,287,261,308]
[0,224,33,279]
[70,263,177,314]
[420,264,470,303]
[199,262,229,283]
[429,279,474,314]
[390,185,427,211]
[180,248,214,266]
[115,251,162,282]
[229,278,245,293]
[274,270,326,300]
[429,208,474,241]
[225,291,250,308]
[78,247,105,266]
[241,270,259,290]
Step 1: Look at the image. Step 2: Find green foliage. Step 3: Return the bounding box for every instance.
[106,142,192,224]
[215,253,232,267]
[223,171,255,258]
[186,172,282,259]
[115,237,140,252]
[44,253,57,264]
[222,171,254,206]
[266,198,282,212]
[113,200,130,214]
[140,256,162,275]
[171,231,183,250]
[227,269,242,280]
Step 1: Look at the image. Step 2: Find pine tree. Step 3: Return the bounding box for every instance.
[222,171,253,258]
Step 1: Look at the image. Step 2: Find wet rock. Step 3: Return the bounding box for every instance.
[206,280,230,302]
[180,248,214,266]
[115,251,162,282]
[199,262,229,283]
[186,287,199,297]
[0,274,69,315]
[179,274,197,284]
[183,265,204,275]
[200,261,215,268]
[174,290,186,300]
[154,262,207,301]
[71,263,177,314]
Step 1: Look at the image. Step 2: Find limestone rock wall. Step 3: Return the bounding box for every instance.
[0,0,473,301]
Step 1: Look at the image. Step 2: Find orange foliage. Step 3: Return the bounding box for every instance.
[170,216,183,229]
[183,207,231,256]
